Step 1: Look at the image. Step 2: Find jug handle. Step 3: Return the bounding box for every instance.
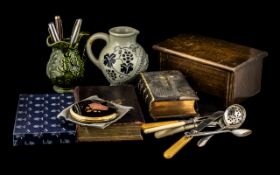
[86,32,109,70]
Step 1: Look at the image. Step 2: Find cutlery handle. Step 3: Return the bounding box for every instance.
[186,130,231,137]
[48,22,60,42]
[197,127,223,147]
[155,124,196,138]
[197,135,214,147]
[143,121,186,134]
[55,16,63,40]
[164,136,192,159]
[141,120,179,130]
[70,19,82,46]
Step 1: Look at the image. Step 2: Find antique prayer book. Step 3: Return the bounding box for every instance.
[74,85,145,141]
[138,70,199,120]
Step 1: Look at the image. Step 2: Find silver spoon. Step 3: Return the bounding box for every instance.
[197,104,247,147]
[185,128,252,137]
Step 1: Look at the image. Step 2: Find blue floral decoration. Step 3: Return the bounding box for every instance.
[120,63,133,74]
[122,50,133,63]
[104,53,116,68]
[106,69,117,80]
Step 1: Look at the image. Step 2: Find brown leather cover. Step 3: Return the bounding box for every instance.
[138,70,198,120]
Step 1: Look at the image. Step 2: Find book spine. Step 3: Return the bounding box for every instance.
[138,73,155,117]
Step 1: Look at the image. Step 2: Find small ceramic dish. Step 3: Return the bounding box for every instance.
[69,100,118,123]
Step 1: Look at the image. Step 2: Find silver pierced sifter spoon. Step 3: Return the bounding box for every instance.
[196,104,247,147]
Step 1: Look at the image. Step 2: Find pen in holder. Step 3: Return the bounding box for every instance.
[46,32,88,93]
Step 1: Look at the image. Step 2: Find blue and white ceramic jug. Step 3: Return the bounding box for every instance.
[86,26,149,85]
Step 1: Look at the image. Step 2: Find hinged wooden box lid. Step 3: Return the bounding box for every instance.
[153,34,268,106]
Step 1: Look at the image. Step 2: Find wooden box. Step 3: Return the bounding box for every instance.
[153,34,268,106]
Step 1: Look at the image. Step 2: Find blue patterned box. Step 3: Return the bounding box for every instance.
[13,94,76,146]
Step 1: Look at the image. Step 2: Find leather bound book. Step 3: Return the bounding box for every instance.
[138,70,199,120]
[74,85,145,141]
[153,34,268,106]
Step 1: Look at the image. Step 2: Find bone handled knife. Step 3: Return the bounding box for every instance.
[154,123,198,139]
[141,120,180,130]
[143,121,190,134]
[143,116,206,134]
[163,111,224,159]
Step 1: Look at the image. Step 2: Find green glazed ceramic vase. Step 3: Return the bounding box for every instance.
[46,33,88,93]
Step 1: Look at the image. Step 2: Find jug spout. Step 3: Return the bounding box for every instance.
[109,26,139,44]
[109,26,139,37]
